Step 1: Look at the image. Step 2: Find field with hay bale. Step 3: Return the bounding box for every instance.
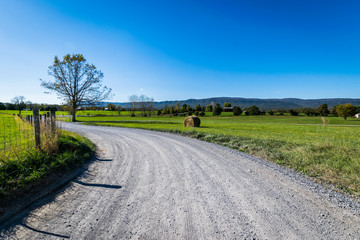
[73,114,360,198]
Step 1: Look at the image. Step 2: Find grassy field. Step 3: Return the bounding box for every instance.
[71,114,360,198]
[0,110,50,116]
[0,114,34,154]
[56,110,125,116]
[1,110,141,117]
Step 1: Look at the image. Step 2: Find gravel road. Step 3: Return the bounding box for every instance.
[1,122,360,239]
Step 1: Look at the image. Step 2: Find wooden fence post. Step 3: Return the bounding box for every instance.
[33,107,41,150]
[50,110,56,133]
[45,112,50,126]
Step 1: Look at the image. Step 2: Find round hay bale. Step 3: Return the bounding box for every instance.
[184,115,201,127]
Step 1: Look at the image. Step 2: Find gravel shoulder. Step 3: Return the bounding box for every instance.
[1,122,360,239]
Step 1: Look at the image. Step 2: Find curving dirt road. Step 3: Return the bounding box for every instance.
[1,122,360,239]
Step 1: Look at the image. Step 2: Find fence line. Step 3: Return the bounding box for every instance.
[0,109,57,160]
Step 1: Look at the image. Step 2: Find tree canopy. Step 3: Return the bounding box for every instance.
[41,54,112,121]
[11,96,26,114]
[213,103,222,116]
[246,105,260,115]
[205,104,213,112]
[336,103,356,120]
[224,102,232,107]
[317,103,330,116]
[233,106,242,116]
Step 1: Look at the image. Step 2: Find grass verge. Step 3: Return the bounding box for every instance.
[0,131,96,203]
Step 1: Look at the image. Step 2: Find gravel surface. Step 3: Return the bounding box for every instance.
[1,122,360,239]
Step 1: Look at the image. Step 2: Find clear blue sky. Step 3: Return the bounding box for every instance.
[1,0,359,104]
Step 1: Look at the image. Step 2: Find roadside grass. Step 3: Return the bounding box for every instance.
[0,130,96,200]
[77,114,360,198]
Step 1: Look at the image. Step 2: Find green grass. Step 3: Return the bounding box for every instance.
[0,110,145,117]
[0,110,51,116]
[0,131,95,200]
[69,113,360,125]
[75,114,360,198]
[55,110,137,116]
[0,115,34,153]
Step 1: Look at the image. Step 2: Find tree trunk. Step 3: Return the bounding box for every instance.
[72,103,77,122]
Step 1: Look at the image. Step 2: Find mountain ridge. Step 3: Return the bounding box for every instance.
[102,97,360,110]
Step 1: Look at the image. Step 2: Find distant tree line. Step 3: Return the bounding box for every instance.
[128,94,154,117]
[3,96,359,121]
[0,96,59,114]
[156,101,360,120]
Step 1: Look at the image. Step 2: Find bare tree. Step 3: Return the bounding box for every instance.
[138,95,148,117]
[107,103,116,111]
[11,96,26,114]
[116,105,122,115]
[129,94,139,116]
[129,94,154,117]
[41,54,112,122]
[147,97,154,117]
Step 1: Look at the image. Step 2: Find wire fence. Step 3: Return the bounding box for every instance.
[0,115,34,159]
[0,111,57,161]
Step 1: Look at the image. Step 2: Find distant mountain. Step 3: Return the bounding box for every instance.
[101,97,360,110]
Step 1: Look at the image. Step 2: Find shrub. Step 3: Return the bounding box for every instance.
[303,108,316,116]
[180,104,188,113]
[213,103,222,116]
[289,109,299,116]
[233,106,242,116]
[195,104,202,112]
[317,104,330,116]
[246,105,260,115]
